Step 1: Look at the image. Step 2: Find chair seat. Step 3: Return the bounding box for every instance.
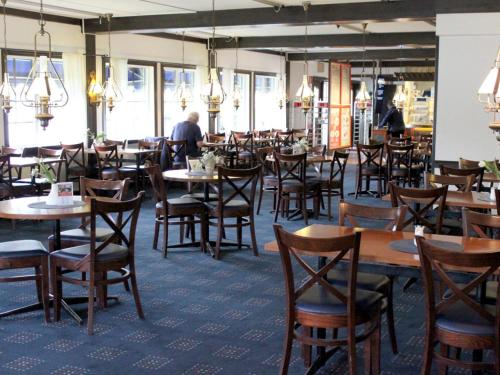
[263,176,278,187]
[156,198,206,211]
[281,180,319,193]
[51,243,128,262]
[436,301,496,336]
[360,166,384,175]
[296,285,383,316]
[207,200,250,216]
[181,193,219,201]
[0,240,48,258]
[50,227,115,242]
[67,166,87,177]
[327,269,390,292]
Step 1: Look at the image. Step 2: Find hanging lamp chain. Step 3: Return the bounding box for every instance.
[303,2,309,75]
[106,14,112,60]
[38,0,46,33]
[181,31,185,73]
[2,0,6,51]
[399,43,403,81]
[361,23,367,78]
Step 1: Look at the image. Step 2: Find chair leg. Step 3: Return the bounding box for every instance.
[386,278,398,354]
[274,195,281,223]
[370,317,381,375]
[129,262,145,320]
[190,216,196,244]
[237,217,242,249]
[421,324,434,375]
[87,272,95,336]
[40,257,50,323]
[179,217,185,244]
[328,190,332,221]
[347,324,357,375]
[257,179,264,215]
[34,266,42,303]
[302,194,308,226]
[439,344,448,375]
[51,262,62,322]
[249,216,258,256]
[301,326,312,367]
[162,216,169,258]
[215,218,223,260]
[279,314,294,375]
[472,350,483,375]
[153,219,160,250]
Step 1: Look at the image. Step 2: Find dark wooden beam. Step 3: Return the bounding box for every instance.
[5,6,81,25]
[288,48,436,61]
[350,60,435,68]
[435,0,500,13]
[85,34,97,148]
[83,0,437,33]
[215,32,436,49]
[140,32,206,44]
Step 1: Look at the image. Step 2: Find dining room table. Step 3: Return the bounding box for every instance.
[0,195,119,324]
[382,190,497,210]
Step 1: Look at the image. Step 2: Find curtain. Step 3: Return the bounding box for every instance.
[219,68,234,133]
[194,65,209,133]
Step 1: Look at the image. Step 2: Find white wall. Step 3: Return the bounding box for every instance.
[435,13,500,161]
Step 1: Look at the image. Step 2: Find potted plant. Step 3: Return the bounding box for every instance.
[201,150,217,175]
[479,159,500,200]
[87,128,106,146]
[292,138,309,154]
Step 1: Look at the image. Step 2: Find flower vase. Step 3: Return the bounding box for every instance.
[46,184,60,206]
[205,161,215,175]
[490,185,497,201]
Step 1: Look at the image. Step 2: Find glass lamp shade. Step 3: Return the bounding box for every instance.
[201,68,225,117]
[393,85,406,110]
[87,72,104,107]
[0,72,16,113]
[232,84,242,110]
[478,48,500,113]
[275,77,289,110]
[356,81,371,111]
[20,55,69,129]
[296,75,313,113]
[175,80,192,111]
[103,66,122,112]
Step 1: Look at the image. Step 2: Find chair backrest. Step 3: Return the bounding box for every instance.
[80,177,130,201]
[0,154,12,199]
[214,165,260,215]
[440,165,484,192]
[388,135,412,145]
[462,207,500,240]
[165,140,187,167]
[273,224,362,322]
[104,139,126,149]
[424,172,474,192]
[205,133,226,143]
[229,131,247,144]
[94,144,120,178]
[275,131,293,149]
[61,142,86,173]
[144,164,167,206]
[77,192,144,269]
[1,146,19,156]
[255,146,276,176]
[356,142,384,170]
[386,144,414,175]
[458,158,480,169]
[389,182,448,233]
[416,236,500,338]
[138,140,161,165]
[234,133,254,155]
[274,152,307,187]
[38,147,63,182]
[310,144,326,157]
[328,150,349,184]
[339,200,408,231]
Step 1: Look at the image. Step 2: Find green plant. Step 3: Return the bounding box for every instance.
[479,159,500,179]
[35,160,56,185]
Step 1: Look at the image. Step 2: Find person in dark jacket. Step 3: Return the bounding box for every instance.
[170,112,204,162]
[379,102,405,138]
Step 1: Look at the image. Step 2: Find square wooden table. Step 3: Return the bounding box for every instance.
[382,191,496,210]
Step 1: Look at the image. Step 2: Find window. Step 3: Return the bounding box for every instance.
[6,55,68,147]
[254,74,285,131]
[163,66,196,137]
[105,62,155,141]
[219,71,250,133]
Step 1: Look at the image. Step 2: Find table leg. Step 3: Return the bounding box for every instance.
[136,154,141,193]
[53,219,62,251]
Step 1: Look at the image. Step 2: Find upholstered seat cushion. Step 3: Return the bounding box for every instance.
[207,200,250,216]
[281,179,319,193]
[67,166,86,177]
[296,285,383,316]
[327,269,390,292]
[0,240,48,258]
[436,301,496,336]
[360,166,384,175]
[181,193,219,201]
[51,243,128,262]
[263,176,278,187]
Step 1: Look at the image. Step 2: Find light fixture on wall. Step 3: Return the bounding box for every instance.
[355,23,371,112]
[392,44,406,110]
[102,13,122,111]
[201,0,225,118]
[295,2,313,114]
[478,47,500,133]
[232,37,241,110]
[20,0,68,130]
[175,31,192,111]
[87,71,103,106]
[0,0,16,113]
[276,51,289,110]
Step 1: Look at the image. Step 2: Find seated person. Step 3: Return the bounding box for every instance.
[170,112,204,162]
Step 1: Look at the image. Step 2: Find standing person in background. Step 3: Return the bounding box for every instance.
[170,112,204,162]
[379,101,405,139]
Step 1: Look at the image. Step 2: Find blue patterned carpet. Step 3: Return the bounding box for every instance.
[0,166,479,374]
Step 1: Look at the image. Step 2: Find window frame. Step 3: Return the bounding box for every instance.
[253,71,279,132]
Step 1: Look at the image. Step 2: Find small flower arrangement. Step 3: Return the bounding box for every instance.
[87,128,106,144]
[479,159,500,179]
[201,150,217,167]
[33,159,56,185]
[292,138,309,154]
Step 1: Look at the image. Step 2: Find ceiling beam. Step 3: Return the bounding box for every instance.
[349,60,436,68]
[140,32,206,44]
[4,6,81,25]
[83,0,437,33]
[214,32,436,49]
[288,48,436,61]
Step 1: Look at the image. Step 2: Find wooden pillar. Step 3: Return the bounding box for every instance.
[85,34,97,148]
[285,59,291,130]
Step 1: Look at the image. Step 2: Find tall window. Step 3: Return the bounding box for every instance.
[163,66,195,137]
[105,62,155,141]
[219,71,250,133]
[254,74,285,131]
[6,55,68,147]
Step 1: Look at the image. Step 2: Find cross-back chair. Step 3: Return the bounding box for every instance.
[355,142,386,198]
[104,139,126,149]
[416,236,500,375]
[386,143,418,187]
[94,144,136,182]
[275,130,293,150]
[233,133,255,167]
[256,146,278,215]
[50,192,145,335]
[424,173,474,192]
[389,182,448,233]
[61,142,86,186]
[273,226,383,375]
[207,165,260,260]
[18,148,63,195]
[440,165,484,192]
[165,140,188,169]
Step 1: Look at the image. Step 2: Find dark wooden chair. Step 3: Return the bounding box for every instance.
[275,130,294,150]
[273,152,321,226]
[388,135,412,145]
[416,236,500,375]
[0,154,36,198]
[316,150,349,220]
[458,158,480,169]
[94,144,137,182]
[273,226,383,375]
[145,164,207,257]
[1,146,20,156]
[121,140,161,187]
[386,143,419,187]
[424,173,474,192]
[205,132,226,143]
[233,133,255,167]
[206,165,260,260]
[0,239,50,322]
[104,139,126,149]
[50,192,145,335]
[331,200,408,354]
[165,140,188,170]
[389,182,448,234]
[17,148,63,195]
[61,142,87,186]
[355,142,386,198]
[256,146,278,215]
[440,165,485,192]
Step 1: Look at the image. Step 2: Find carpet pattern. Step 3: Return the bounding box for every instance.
[0,165,489,374]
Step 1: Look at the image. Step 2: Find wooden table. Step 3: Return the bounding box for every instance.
[264,224,500,276]
[266,154,332,165]
[382,190,496,210]
[0,196,117,323]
